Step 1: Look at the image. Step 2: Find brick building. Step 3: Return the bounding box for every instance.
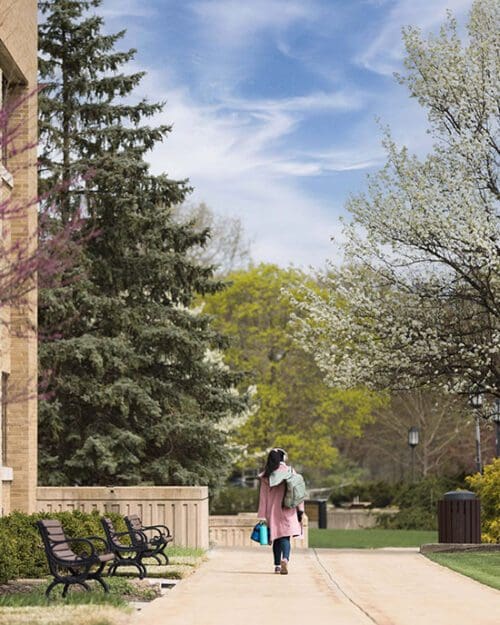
[0,0,38,515]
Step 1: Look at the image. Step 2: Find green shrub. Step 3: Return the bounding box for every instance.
[0,511,48,578]
[0,526,20,583]
[377,475,466,530]
[210,486,259,515]
[330,481,399,508]
[0,510,127,581]
[466,458,500,543]
[377,506,437,530]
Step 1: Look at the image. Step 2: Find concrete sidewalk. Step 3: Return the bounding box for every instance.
[133,547,500,625]
[317,548,500,625]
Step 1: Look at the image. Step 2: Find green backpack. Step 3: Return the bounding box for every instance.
[283,471,306,508]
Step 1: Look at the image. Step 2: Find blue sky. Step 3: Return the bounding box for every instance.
[100,0,473,268]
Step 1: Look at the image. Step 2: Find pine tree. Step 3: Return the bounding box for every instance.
[38,0,246,486]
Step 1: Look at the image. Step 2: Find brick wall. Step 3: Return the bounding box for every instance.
[0,1,38,514]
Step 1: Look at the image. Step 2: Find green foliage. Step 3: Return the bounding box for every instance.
[377,506,437,531]
[0,510,126,581]
[466,459,500,543]
[38,0,246,488]
[0,526,19,584]
[377,476,465,530]
[209,487,259,515]
[202,264,384,480]
[330,481,398,509]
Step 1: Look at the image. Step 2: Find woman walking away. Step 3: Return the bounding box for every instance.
[258,448,304,575]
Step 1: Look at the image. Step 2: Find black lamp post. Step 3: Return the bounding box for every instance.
[492,399,500,459]
[469,390,500,467]
[408,426,419,483]
[268,348,286,384]
[469,389,483,474]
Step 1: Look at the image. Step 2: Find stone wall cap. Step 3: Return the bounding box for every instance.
[37,485,209,501]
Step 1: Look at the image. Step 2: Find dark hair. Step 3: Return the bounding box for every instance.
[262,448,285,478]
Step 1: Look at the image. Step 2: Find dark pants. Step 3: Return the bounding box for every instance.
[272,536,291,565]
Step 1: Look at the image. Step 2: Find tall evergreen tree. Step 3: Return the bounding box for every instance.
[38,0,246,486]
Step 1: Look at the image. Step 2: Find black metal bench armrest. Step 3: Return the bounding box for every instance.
[85,536,110,551]
[141,526,163,540]
[48,537,98,563]
[111,529,148,545]
[131,529,148,545]
[143,524,172,537]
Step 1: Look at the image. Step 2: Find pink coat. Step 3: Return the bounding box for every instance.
[257,463,304,541]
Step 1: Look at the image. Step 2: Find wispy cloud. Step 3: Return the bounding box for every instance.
[220,90,366,115]
[137,71,343,267]
[98,0,472,266]
[356,0,472,75]
[191,0,319,46]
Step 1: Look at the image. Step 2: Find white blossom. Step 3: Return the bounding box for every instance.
[291,0,500,397]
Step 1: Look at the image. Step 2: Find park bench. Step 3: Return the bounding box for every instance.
[37,518,114,598]
[101,516,149,578]
[125,514,173,565]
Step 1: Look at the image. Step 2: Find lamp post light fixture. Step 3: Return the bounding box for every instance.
[268,347,286,363]
[492,399,500,459]
[408,426,419,483]
[470,390,484,410]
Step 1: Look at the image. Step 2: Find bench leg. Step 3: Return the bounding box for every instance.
[45,579,61,599]
[95,575,110,593]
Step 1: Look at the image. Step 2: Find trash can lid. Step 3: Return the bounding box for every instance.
[443,490,477,500]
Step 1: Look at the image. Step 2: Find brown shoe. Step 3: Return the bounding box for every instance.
[280,559,288,575]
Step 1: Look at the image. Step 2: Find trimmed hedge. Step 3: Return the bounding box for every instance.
[0,510,127,583]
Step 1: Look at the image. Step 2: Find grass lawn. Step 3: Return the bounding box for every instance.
[0,546,207,625]
[0,579,135,625]
[167,546,206,559]
[0,605,130,625]
[309,528,437,549]
[426,552,500,590]
[0,577,158,607]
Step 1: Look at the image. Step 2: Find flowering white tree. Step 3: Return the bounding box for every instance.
[173,202,252,276]
[292,0,500,397]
